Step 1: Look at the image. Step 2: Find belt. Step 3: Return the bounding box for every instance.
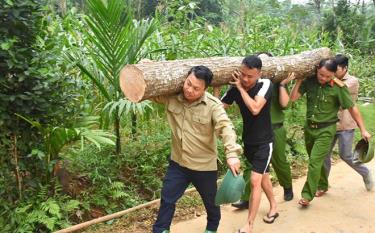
[307,121,337,129]
[272,122,283,130]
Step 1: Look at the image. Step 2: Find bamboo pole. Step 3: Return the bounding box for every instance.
[53,187,197,233]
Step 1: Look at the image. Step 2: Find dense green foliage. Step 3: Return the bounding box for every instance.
[70,0,157,154]
[1,0,375,232]
[0,1,83,231]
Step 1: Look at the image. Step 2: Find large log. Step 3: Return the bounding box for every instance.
[120,47,333,102]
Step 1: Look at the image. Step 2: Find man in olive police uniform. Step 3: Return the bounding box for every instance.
[290,58,371,206]
[317,54,373,194]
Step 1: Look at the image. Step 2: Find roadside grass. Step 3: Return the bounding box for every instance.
[359,103,375,135]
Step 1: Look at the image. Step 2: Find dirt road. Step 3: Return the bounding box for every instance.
[171,159,375,233]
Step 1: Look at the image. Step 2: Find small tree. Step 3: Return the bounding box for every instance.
[0,0,84,200]
[72,0,157,154]
[322,0,372,51]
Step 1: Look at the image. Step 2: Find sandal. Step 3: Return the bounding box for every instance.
[263,212,279,224]
[315,189,327,197]
[237,221,253,233]
[298,198,310,207]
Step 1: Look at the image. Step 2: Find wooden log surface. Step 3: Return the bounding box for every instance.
[120,47,333,102]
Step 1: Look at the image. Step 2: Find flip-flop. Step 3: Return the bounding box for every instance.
[237,222,252,233]
[298,198,310,207]
[315,190,327,197]
[263,212,279,224]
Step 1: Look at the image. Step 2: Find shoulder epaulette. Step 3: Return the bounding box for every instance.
[332,78,346,88]
[206,92,222,104]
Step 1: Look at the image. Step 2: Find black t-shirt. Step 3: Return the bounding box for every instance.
[221,79,273,145]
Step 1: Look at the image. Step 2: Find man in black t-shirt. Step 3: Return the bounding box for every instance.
[222,55,278,233]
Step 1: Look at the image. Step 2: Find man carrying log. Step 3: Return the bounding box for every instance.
[290,58,372,207]
[317,54,373,195]
[221,55,278,233]
[151,65,242,233]
[230,53,295,212]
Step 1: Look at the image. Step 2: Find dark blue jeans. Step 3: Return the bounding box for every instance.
[152,160,220,233]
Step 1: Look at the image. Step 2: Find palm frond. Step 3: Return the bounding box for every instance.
[103,98,153,119]
[85,0,158,91]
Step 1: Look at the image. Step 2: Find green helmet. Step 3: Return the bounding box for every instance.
[215,169,245,206]
[354,139,374,163]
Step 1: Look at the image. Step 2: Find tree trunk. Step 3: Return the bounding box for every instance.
[12,134,22,200]
[114,114,121,155]
[313,0,321,14]
[58,0,67,16]
[120,47,333,102]
[131,112,137,140]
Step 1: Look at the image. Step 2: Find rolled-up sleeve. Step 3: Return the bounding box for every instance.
[212,103,243,159]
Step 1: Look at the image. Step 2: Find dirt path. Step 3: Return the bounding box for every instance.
[171,159,375,233]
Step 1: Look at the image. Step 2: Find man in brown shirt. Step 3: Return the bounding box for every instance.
[318,54,373,195]
[152,66,242,233]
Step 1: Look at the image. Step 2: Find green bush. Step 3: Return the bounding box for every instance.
[2,183,80,233]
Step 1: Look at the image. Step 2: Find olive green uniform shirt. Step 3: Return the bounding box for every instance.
[299,78,354,123]
[271,83,286,124]
[152,92,242,171]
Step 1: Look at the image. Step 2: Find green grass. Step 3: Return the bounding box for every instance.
[356,103,375,141]
[359,103,375,127]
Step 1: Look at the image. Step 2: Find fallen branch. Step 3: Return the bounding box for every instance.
[53,187,197,233]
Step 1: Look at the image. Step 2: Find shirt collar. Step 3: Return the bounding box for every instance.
[317,78,334,88]
[342,72,350,81]
[177,92,207,105]
[245,79,259,91]
[328,79,334,87]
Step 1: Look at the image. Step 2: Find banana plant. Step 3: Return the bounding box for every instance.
[70,0,158,154]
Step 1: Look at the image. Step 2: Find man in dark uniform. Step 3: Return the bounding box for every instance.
[232,56,295,211]
[222,55,278,233]
[290,58,371,206]
[232,73,295,209]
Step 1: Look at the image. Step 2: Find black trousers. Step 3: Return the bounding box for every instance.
[152,160,220,233]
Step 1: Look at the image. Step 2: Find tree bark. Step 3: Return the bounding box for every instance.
[58,0,67,16]
[313,0,321,14]
[114,114,121,155]
[120,47,333,102]
[12,134,22,200]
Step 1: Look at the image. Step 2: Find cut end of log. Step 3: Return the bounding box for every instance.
[120,65,146,102]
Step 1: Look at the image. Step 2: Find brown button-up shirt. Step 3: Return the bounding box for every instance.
[152,92,242,171]
[337,72,359,131]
